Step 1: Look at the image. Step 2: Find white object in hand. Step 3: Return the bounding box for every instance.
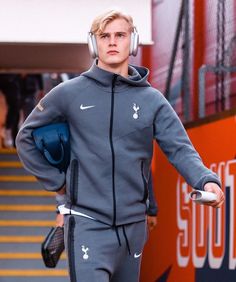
[189,190,217,203]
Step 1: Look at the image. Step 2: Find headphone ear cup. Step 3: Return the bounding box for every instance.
[130,30,139,56]
[87,33,98,58]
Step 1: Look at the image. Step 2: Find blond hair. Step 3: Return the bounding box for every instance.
[90,10,135,35]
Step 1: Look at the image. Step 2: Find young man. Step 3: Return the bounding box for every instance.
[16,10,224,282]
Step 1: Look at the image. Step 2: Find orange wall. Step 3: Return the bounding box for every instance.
[141,113,236,281]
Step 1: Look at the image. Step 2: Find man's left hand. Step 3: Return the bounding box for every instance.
[203,182,224,208]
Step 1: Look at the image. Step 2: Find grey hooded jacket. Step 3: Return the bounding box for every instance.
[16,63,221,226]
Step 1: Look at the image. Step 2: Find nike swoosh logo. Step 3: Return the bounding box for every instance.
[80,104,95,110]
[134,252,142,258]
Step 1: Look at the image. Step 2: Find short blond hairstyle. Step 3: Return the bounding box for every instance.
[90,10,135,35]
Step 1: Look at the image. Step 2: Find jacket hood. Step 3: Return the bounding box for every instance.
[81,61,150,89]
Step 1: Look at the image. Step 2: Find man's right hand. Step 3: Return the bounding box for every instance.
[147,216,157,231]
[56,213,64,227]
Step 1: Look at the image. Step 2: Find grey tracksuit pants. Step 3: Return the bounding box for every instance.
[64,215,148,282]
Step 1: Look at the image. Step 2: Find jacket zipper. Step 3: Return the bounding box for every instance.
[110,74,118,226]
[69,159,78,208]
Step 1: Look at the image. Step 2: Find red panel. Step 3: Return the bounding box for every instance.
[139,0,236,120]
[192,0,205,119]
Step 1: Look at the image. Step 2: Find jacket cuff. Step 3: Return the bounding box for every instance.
[147,206,158,216]
[195,174,222,191]
[55,193,67,207]
[202,179,222,190]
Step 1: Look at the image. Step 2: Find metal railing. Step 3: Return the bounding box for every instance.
[198,65,236,118]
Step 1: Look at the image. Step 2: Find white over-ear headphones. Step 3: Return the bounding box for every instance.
[87,27,139,59]
[130,27,139,56]
[87,32,98,59]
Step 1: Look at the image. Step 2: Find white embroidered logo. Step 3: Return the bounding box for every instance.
[134,252,142,258]
[81,245,89,260]
[80,104,95,110]
[133,103,140,119]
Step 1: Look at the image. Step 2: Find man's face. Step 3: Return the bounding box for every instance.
[96,18,131,71]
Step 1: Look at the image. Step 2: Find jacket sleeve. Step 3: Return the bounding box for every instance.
[16,83,68,192]
[153,93,221,190]
[147,172,158,216]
